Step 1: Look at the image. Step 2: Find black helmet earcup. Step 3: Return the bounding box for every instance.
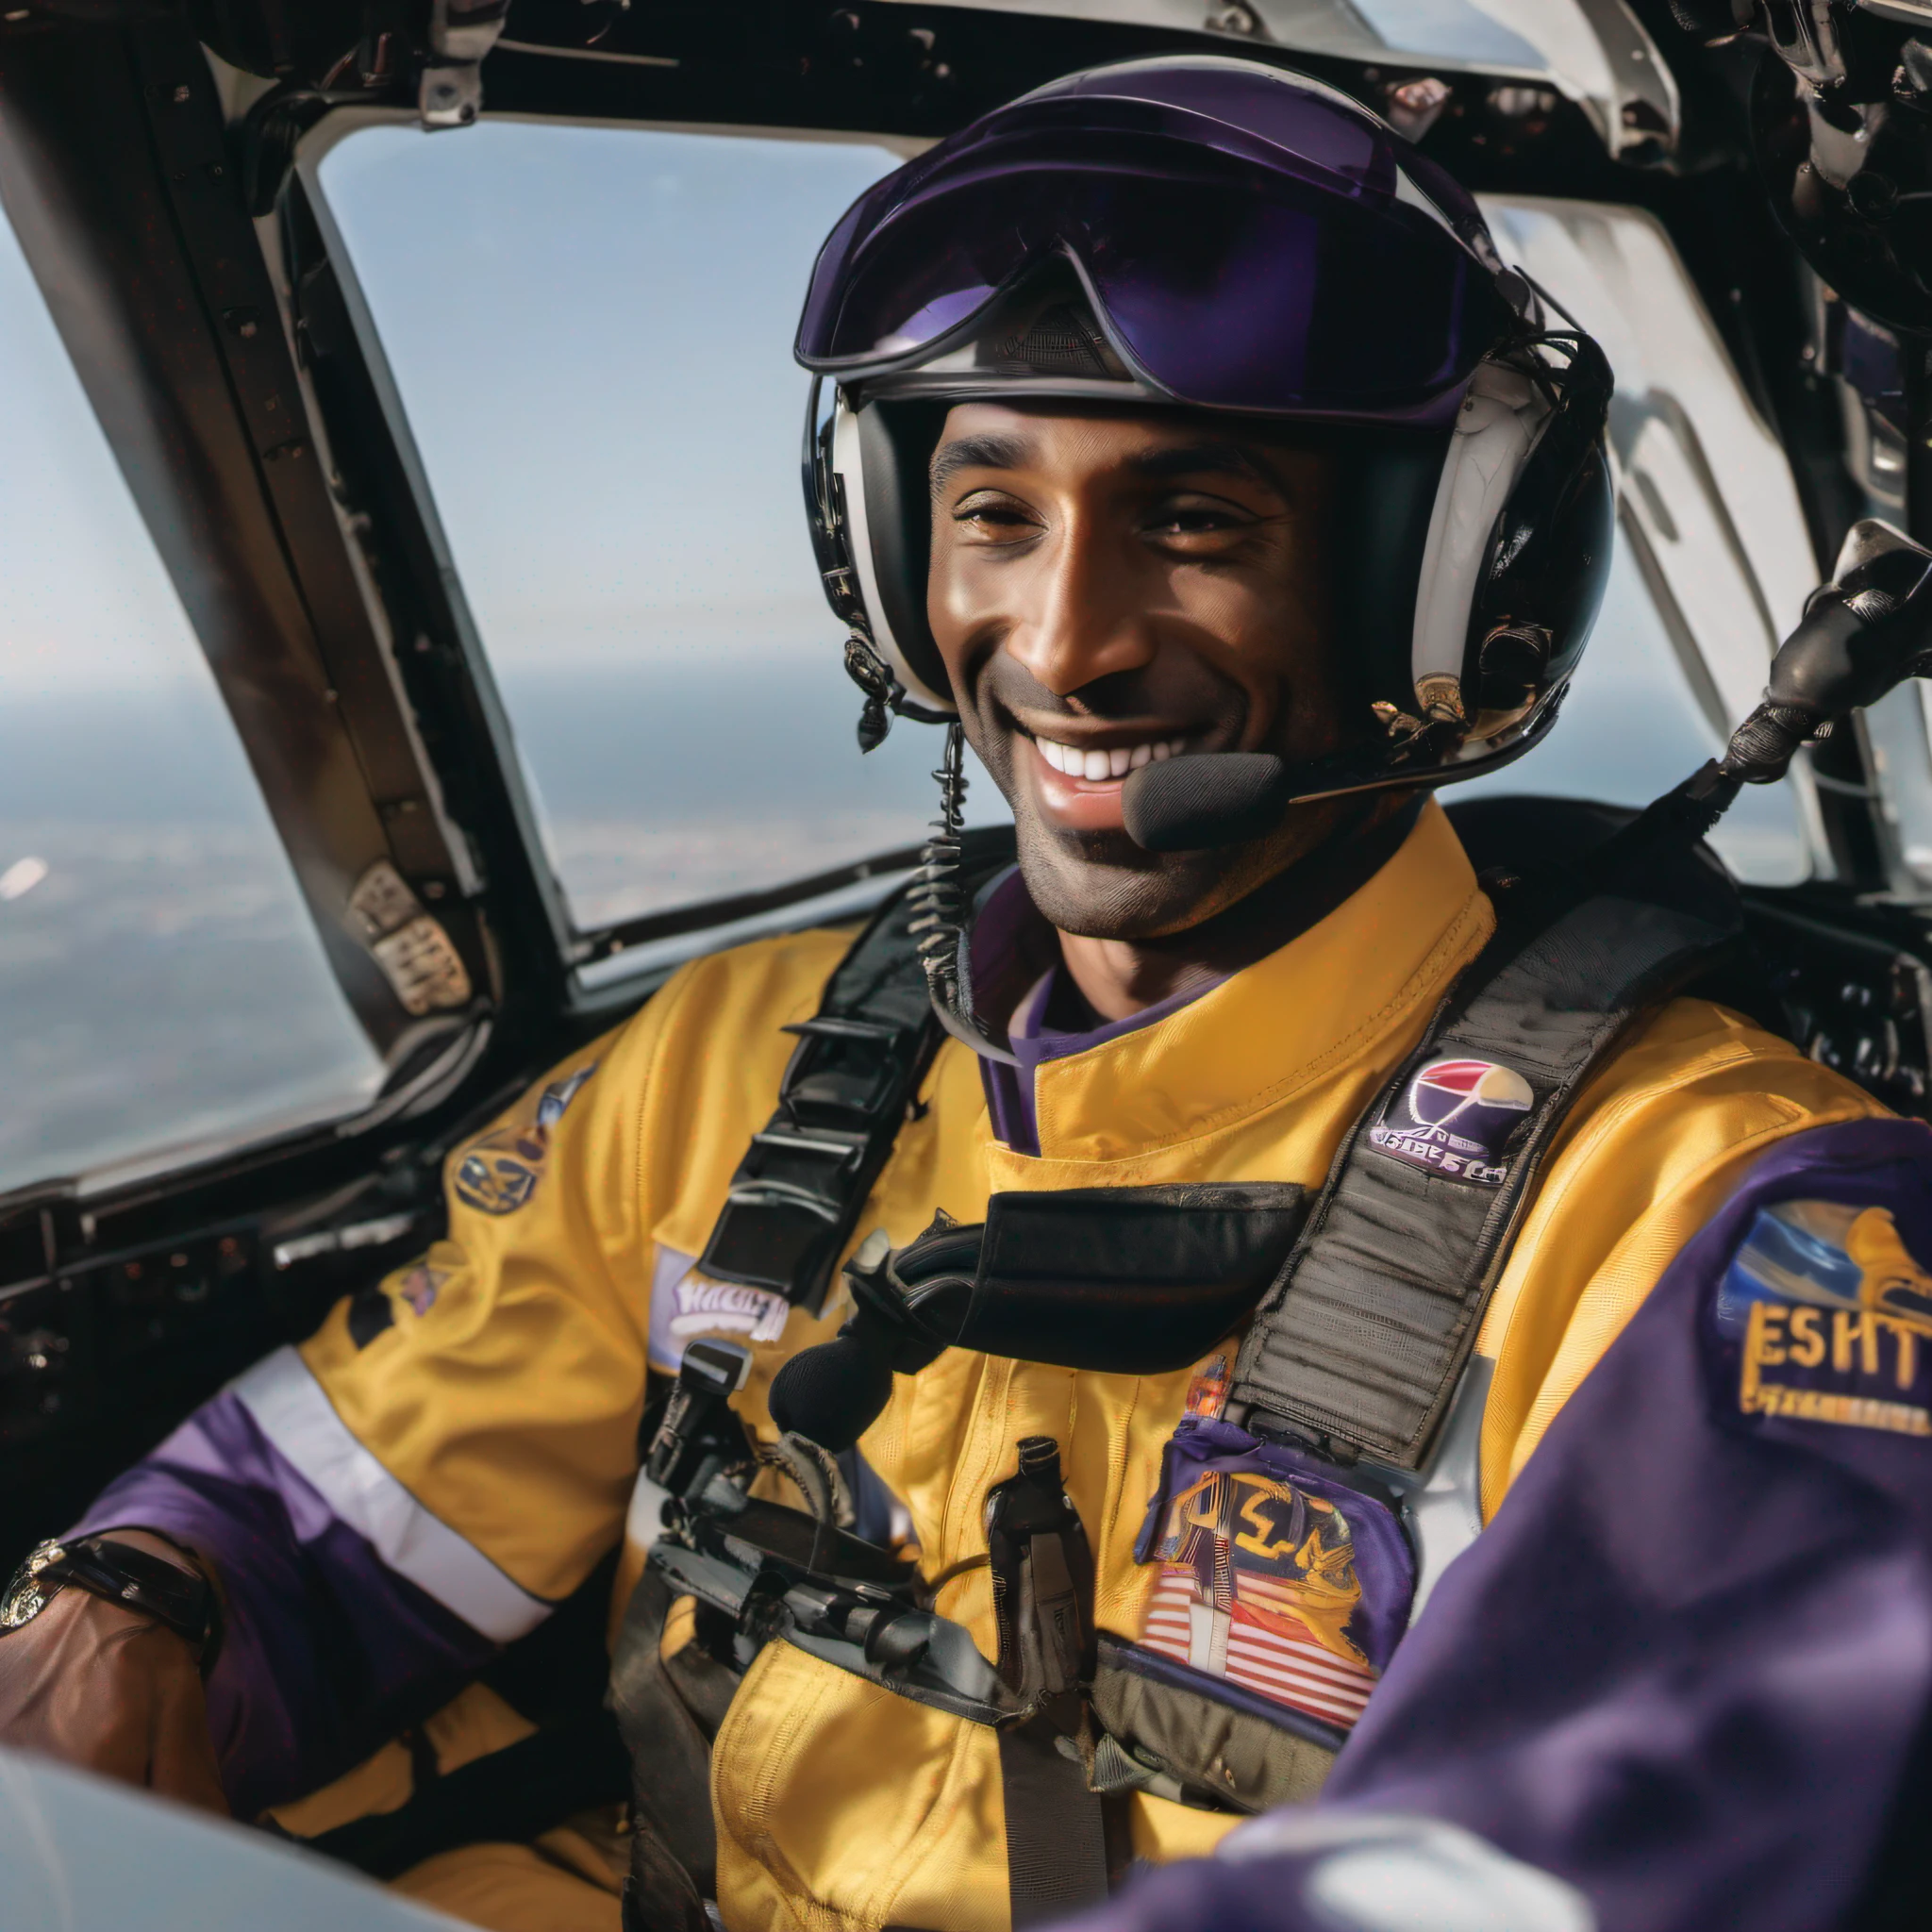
[856,400,953,707]
[1330,429,1454,721]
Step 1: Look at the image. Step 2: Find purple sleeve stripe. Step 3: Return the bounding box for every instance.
[221,1348,551,1643]
[75,1390,497,1818]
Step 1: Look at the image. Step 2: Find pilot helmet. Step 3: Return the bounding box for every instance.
[792,54,1616,813]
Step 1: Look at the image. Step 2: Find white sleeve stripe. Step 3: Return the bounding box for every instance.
[229,1347,553,1644]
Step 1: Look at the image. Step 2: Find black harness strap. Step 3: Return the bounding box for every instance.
[698,890,944,1315]
[608,1565,726,1904]
[698,828,1016,1315]
[999,1721,1111,1927]
[276,1706,631,1882]
[1227,891,1736,1470]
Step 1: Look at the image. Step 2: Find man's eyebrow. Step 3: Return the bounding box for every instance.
[930,432,1035,495]
[1127,441,1288,491]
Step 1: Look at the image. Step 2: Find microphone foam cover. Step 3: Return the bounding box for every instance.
[768,1328,894,1454]
[1121,753,1291,852]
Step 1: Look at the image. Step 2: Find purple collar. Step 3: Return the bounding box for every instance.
[969,868,1224,1157]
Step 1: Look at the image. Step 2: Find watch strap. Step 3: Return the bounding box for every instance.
[39,1535,221,1670]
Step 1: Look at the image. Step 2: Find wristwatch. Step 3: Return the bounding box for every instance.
[0,1535,221,1672]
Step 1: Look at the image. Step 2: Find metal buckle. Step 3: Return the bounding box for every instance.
[749,1129,865,1165]
[723,1180,845,1225]
[419,0,510,128]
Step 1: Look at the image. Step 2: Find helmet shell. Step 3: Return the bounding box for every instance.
[797,55,1614,803]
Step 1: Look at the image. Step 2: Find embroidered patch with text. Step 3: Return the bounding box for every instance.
[1714,1199,1932,1439]
[1134,1417,1414,1735]
[668,1274,790,1346]
[1367,1056,1532,1188]
[453,1063,597,1217]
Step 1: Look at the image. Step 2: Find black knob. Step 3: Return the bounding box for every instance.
[768,1313,895,1453]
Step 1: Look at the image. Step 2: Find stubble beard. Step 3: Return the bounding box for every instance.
[978,723,1347,942]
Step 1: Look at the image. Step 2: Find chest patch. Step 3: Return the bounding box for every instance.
[452,1064,598,1217]
[1712,1199,1932,1439]
[648,1244,791,1372]
[1367,1056,1532,1189]
[1134,1412,1415,1735]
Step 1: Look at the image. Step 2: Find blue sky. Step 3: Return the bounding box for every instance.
[318,117,1808,889]
[0,114,1812,885]
[0,212,216,700]
[320,122,905,658]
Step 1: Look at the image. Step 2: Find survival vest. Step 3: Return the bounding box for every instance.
[608,800,1749,1932]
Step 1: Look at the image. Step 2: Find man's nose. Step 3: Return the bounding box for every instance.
[1000,514,1157,699]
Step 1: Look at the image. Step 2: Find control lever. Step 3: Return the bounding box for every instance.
[645,1338,754,1501]
[1571,520,1932,886]
[1716,519,1932,791]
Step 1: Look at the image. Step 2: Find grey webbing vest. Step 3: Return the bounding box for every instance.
[1228,889,1737,1466]
[610,830,1740,1932]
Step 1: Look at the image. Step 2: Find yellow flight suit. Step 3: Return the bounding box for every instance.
[266,802,1882,1932]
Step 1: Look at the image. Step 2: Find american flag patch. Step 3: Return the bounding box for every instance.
[1140,1563,1376,1729]
[1140,1461,1381,1732]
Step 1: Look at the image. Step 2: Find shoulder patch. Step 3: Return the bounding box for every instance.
[452,1062,598,1217]
[1712,1199,1932,1439]
[1367,1055,1533,1188]
[1132,1411,1415,1736]
[647,1243,791,1372]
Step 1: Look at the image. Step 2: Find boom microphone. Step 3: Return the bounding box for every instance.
[1120,751,1293,852]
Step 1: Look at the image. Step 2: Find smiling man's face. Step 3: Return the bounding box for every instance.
[926,400,1358,941]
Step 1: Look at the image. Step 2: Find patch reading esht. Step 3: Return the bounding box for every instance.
[1368,1057,1533,1188]
[453,1063,599,1217]
[1718,1199,1932,1439]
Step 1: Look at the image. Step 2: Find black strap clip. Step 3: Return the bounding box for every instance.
[699,895,944,1314]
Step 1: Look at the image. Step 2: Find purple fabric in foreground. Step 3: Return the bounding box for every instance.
[1053,1117,1932,1932]
[76,1391,494,1816]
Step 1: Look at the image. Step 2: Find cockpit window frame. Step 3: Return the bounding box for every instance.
[291,106,953,1008]
[0,2,1895,1207]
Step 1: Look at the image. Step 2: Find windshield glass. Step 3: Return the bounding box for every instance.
[0,197,382,1191]
[315,120,1007,941]
[1457,195,1821,886]
[317,129,1820,931]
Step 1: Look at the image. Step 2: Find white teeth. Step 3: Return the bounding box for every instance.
[1033,735,1190,780]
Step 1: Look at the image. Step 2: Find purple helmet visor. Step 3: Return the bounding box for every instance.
[795,60,1522,425]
